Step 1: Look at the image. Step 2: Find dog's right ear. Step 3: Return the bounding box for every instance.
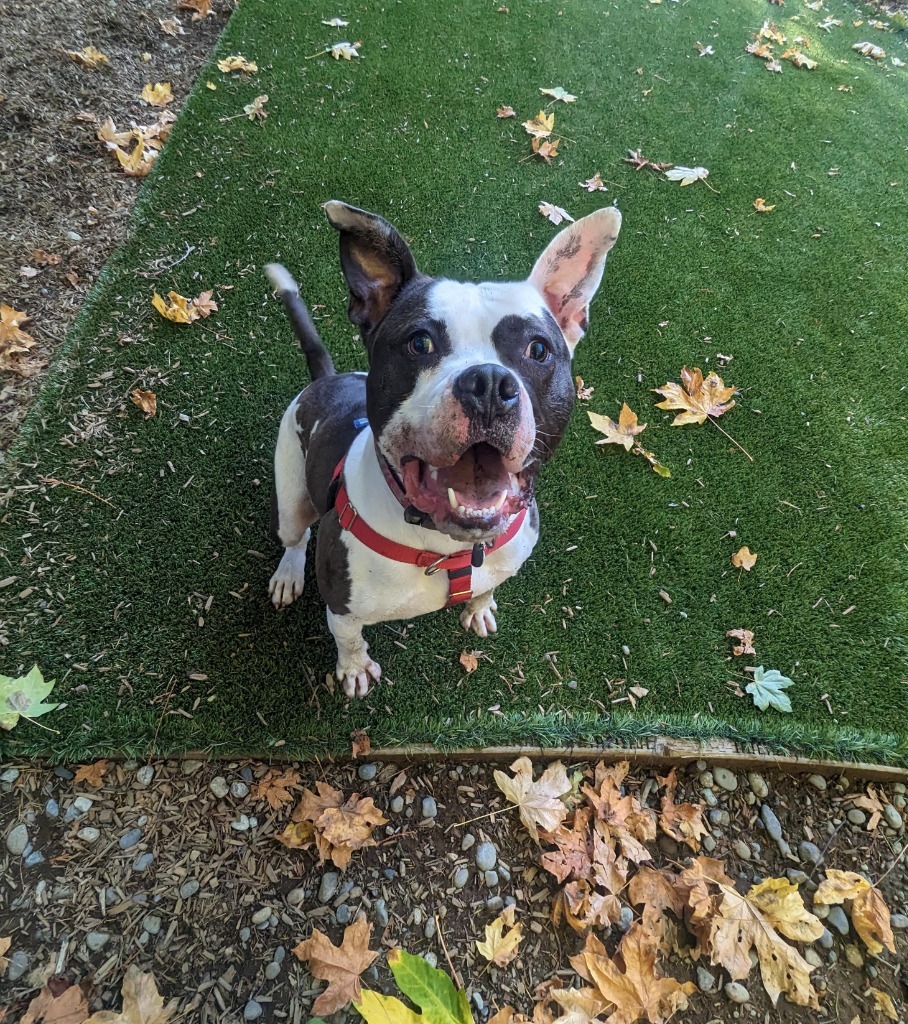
[323,201,419,334]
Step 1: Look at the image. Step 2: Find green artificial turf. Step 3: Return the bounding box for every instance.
[2,0,907,764]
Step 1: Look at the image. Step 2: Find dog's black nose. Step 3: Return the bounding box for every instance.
[453,363,520,424]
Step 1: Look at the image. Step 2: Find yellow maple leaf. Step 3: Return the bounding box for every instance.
[97,118,136,149]
[65,46,109,69]
[130,389,157,419]
[217,55,258,73]
[141,82,174,107]
[753,197,776,212]
[0,303,35,355]
[731,545,758,570]
[868,988,899,1021]
[83,965,178,1024]
[152,291,196,323]
[494,757,571,844]
[588,405,647,452]
[523,110,555,138]
[243,94,269,120]
[115,135,157,177]
[476,905,524,967]
[746,878,825,943]
[653,366,736,425]
[814,869,895,955]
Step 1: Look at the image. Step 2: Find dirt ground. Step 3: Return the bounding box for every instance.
[1,757,906,1023]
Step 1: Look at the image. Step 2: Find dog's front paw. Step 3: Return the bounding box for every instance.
[337,654,382,699]
[460,593,498,638]
[269,547,308,609]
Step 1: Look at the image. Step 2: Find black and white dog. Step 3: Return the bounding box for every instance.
[266,201,621,698]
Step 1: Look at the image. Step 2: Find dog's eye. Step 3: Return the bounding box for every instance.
[407,333,435,356]
[525,338,549,362]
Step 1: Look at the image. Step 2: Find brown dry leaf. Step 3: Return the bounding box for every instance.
[73,759,109,787]
[159,16,185,35]
[753,197,776,212]
[152,291,196,323]
[496,104,516,118]
[292,919,378,1015]
[853,41,885,59]
[570,927,696,1024]
[531,137,560,164]
[83,966,178,1024]
[746,40,776,60]
[575,376,594,401]
[627,866,686,948]
[97,118,136,149]
[141,82,174,107]
[32,250,62,266]
[65,46,109,69]
[459,650,479,673]
[130,389,157,419]
[330,41,361,60]
[868,989,899,1021]
[622,148,672,172]
[549,987,609,1024]
[538,202,574,226]
[653,366,736,426]
[178,0,213,19]
[275,819,316,849]
[494,757,571,843]
[191,290,218,317]
[217,55,258,73]
[316,793,387,870]
[656,768,708,851]
[252,768,301,810]
[580,172,608,192]
[476,904,524,967]
[726,627,756,656]
[244,94,269,120]
[350,729,371,758]
[541,807,593,883]
[582,761,656,864]
[115,134,157,177]
[21,980,89,1024]
[588,405,647,452]
[759,20,786,43]
[0,934,11,969]
[732,546,758,570]
[523,110,555,138]
[782,48,818,69]
[848,786,884,831]
[553,879,622,934]
[814,870,895,955]
[746,878,825,942]
[0,303,36,368]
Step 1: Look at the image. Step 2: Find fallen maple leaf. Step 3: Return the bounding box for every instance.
[141,82,174,107]
[753,197,776,212]
[583,762,656,864]
[252,768,301,810]
[531,138,560,164]
[0,303,36,369]
[627,866,687,949]
[65,46,109,69]
[496,104,516,118]
[477,905,524,967]
[731,545,758,570]
[244,94,269,120]
[73,759,110,788]
[575,376,594,401]
[853,41,885,59]
[130,389,157,419]
[178,0,213,19]
[653,366,736,426]
[746,40,776,60]
[0,666,59,731]
[540,809,594,883]
[588,405,647,452]
[759,20,786,43]
[152,291,196,323]
[657,768,708,851]
[459,650,479,673]
[746,877,825,942]
[622,149,672,172]
[83,966,178,1024]
[356,949,472,1024]
[814,870,895,955]
[21,979,88,1024]
[322,16,349,26]
[191,290,218,317]
[540,86,576,102]
[331,41,361,59]
[538,202,573,225]
[664,165,710,187]
[97,118,136,149]
[159,16,185,35]
[523,110,555,138]
[746,666,794,713]
[494,757,571,843]
[217,55,258,73]
[579,172,608,192]
[847,786,885,832]
[766,59,783,72]
[317,794,387,869]
[115,135,157,177]
[782,48,817,69]
[350,729,371,758]
[571,927,696,1024]
[726,627,756,656]
[31,250,62,266]
[293,919,378,1015]
[868,988,899,1021]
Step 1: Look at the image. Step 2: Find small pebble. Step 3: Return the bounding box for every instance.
[252,907,272,926]
[86,932,111,952]
[461,833,476,852]
[390,796,404,814]
[724,982,749,1004]
[472,992,485,1013]
[814,903,829,920]
[453,867,470,889]
[846,808,866,826]
[421,796,438,819]
[486,896,504,912]
[696,967,716,993]
[287,887,307,907]
[45,798,60,818]
[804,948,823,968]
[807,774,827,792]
[25,851,46,867]
[708,809,729,827]
[143,914,162,935]
[239,927,251,942]
[265,961,281,981]
[119,827,143,850]
[77,827,100,843]
[818,928,834,950]
[883,804,903,829]
[844,944,864,968]
[701,835,716,852]
[357,763,378,781]
[701,788,718,808]
[484,870,499,888]
[616,906,634,933]
[181,759,204,776]
[733,840,751,861]
[319,872,340,903]
[133,852,155,873]
[274,946,286,965]
[826,905,849,936]
[699,771,714,789]
[760,804,784,842]
[336,905,352,925]
[7,950,29,982]
[747,773,769,799]
[713,767,738,792]
[210,777,230,799]
[786,869,809,885]
[890,913,908,930]
[65,230,83,242]
[412,907,423,927]
[240,766,253,782]
[179,879,200,899]
[231,781,250,799]
[243,999,263,1021]
[0,767,20,784]
[135,765,154,786]
[231,814,252,832]
[475,842,497,872]
[423,952,438,969]
[375,899,389,927]
[74,796,94,814]
[799,841,822,865]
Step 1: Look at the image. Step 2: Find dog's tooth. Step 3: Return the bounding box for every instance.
[458,504,467,515]
[429,467,439,482]
[493,490,507,510]
[508,472,519,490]
[448,488,458,510]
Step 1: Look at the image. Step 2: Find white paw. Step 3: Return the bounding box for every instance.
[337,655,382,699]
[268,547,307,608]
[460,597,498,638]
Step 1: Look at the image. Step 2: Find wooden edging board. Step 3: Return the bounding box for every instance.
[180,737,908,783]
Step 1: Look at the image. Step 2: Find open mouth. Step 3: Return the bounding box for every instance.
[400,442,532,536]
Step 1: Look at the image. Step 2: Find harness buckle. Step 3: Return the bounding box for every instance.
[338,502,358,530]
[423,553,449,576]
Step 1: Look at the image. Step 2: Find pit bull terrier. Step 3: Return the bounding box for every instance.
[266,201,621,698]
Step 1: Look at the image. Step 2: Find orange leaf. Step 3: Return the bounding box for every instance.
[652,366,736,426]
[731,546,758,570]
[252,768,301,810]
[73,759,109,788]
[656,768,708,851]
[292,919,378,1015]
[130,389,157,419]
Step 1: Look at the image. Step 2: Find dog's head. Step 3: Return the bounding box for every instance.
[325,201,621,543]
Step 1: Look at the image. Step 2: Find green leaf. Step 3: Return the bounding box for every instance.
[0,665,59,731]
[355,991,423,1024]
[387,950,472,1024]
[745,666,794,713]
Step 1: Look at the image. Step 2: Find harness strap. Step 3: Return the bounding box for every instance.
[331,455,527,608]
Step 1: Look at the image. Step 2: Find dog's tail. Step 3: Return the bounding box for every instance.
[265,263,336,380]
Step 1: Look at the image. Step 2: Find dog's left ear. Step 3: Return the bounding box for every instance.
[528,206,622,355]
[324,201,419,334]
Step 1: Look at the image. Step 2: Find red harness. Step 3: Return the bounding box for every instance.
[331,454,527,607]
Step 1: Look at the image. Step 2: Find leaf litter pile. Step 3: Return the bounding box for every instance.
[3,756,904,1023]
